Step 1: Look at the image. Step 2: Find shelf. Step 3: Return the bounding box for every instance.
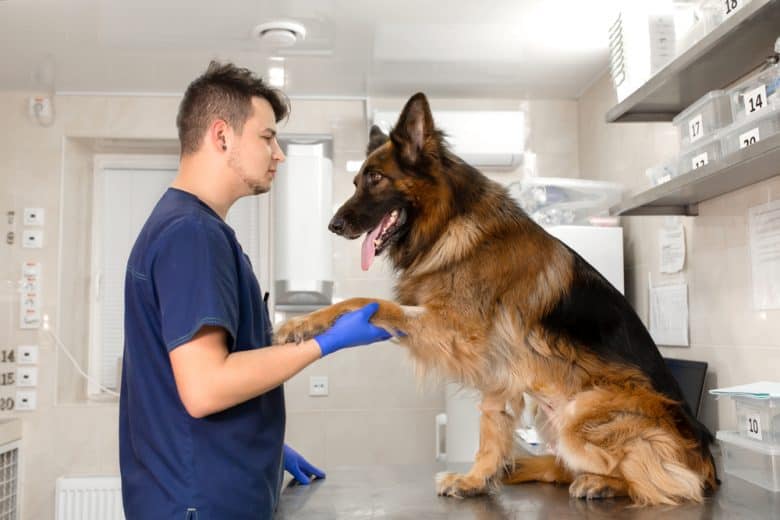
[606,0,780,123]
[610,133,780,216]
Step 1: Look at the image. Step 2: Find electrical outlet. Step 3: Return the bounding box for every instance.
[17,345,39,365]
[15,390,36,411]
[23,208,44,226]
[16,367,37,387]
[22,229,43,248]
[309,376,328,397]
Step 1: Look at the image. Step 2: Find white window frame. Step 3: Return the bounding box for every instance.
[87,154,273,397]
[88,154,180,397]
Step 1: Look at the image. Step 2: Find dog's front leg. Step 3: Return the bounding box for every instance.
[274,297,414,345]
[436,394,515,497]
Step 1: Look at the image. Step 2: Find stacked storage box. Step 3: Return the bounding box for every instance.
[711,382,780,492]
[721,61,780,156]
[643,59,780,189]
[673,90,732,174]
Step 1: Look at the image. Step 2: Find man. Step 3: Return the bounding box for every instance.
[119,61,391,519]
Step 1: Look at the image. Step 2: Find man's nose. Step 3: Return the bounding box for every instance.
[329,215,346,234]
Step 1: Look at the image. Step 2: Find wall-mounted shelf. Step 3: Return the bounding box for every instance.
[610,132,780,216]
[606,0,780,123]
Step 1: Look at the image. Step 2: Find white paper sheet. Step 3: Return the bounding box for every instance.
[659,224,685,273]
[649,283,689,347]
[709,381,780,399]
[749,200,780,310]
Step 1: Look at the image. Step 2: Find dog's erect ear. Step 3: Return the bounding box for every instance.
[391,92,434,164]
[366,125,389,156]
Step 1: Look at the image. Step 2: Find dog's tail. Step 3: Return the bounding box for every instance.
[620,430,710,506]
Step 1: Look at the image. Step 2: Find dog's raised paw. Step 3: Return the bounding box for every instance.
[274,316,326,345]
[435,472,491,498]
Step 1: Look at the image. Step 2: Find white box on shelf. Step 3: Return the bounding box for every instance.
[732,395,780,444]
[729,62,780,121]
[678,130,724,174]
[672,90,733,147]
[717,430,780,492]
[721,106,780,156]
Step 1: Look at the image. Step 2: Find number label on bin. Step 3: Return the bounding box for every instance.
[746,413,763,440]
[688,114,704,142]
[723,0,745,18]
[739,127,760,149]
[744,85,768,115]
[692,152,708,170]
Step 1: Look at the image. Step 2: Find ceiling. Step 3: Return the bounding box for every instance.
[0,0,621,99]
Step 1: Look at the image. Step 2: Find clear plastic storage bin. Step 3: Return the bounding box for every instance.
[717,430,780,492]
[645,159,679,186]
[733,395,780,444]
[729,62,780,122]
[721,106,780,157]
[673,90,733,148]
[675,1,723,56]
[678,130,723,174]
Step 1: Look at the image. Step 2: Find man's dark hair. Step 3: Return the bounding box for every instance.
[176,61,290,155]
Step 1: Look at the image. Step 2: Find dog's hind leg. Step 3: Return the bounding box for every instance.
[436,395,515,497]
[503,455,573,485]
[557,388,706,505]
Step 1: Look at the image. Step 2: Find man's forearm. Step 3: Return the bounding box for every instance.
[177,338,321,418]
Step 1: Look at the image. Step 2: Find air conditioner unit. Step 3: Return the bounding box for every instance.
[372,110,525,169]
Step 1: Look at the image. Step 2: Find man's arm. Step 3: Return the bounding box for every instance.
[170,302,392,418]
[170,326,320,418]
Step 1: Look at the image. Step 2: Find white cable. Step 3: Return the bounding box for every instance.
[43,327,120,398]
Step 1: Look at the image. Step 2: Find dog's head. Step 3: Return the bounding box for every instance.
[329,92,463,271]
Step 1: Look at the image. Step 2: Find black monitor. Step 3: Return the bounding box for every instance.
[663,358,708,418]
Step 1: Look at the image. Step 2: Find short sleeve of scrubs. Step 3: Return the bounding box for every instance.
[152,217,239,351]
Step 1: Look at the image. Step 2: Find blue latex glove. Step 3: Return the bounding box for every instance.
[283,444,325,485]
[314,302,393,357]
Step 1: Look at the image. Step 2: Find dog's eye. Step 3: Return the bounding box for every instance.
[368,171,383,184]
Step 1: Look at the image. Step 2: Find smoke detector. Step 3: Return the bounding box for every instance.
[252,21,307,48]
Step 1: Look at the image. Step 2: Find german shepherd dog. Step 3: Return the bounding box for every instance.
[276,93,718,505]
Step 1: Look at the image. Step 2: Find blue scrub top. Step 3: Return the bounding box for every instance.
[119,188,284,520]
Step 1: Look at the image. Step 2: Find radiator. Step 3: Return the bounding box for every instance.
[55,476,124,520]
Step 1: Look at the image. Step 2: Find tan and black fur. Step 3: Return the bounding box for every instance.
[276,93,718,505]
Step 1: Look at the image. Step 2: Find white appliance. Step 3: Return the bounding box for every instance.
[373,110,525,168]
[436,225,624,462]
[273,143,334,309]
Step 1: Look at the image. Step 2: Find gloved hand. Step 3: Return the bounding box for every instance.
[314,302,393,357]
[283,444,325,485]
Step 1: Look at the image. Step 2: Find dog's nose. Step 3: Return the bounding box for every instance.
[329,216,346,234]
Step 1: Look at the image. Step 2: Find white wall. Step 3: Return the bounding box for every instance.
[578,73,780,434]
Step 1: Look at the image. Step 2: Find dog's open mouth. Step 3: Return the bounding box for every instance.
[361,208,406,271]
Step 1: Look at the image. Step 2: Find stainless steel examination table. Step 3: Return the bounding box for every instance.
[275,457,780,519]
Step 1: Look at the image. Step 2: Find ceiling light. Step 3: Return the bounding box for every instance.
[268,66,285,87]
[252,21,307,48]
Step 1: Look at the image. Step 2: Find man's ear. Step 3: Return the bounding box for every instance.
[390,92,434,164]
[210,118,230,152]
[366,125,389,156]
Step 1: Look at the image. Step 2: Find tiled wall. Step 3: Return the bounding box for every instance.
[578,73,780,434]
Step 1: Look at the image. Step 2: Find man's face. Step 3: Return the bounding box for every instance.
[228,97,285,195]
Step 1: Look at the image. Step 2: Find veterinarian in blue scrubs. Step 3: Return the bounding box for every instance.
[119,61,391,520]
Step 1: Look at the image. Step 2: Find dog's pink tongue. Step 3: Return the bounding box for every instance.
[361,224,383,271]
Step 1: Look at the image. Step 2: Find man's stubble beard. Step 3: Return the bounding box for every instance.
[228,149,269,195]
